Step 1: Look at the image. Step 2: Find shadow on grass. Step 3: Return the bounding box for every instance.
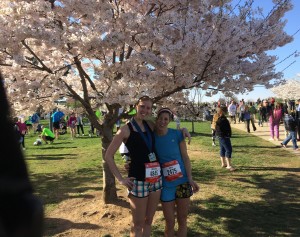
[26,154,76,160]
[44,217,100,236]
[239,166,300,172]
[38,146,78,150]
[30,168,102,206]
[188,173,300,236]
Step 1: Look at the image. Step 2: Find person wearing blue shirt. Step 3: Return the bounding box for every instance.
[51,110,64,139]
[154,108,199,237]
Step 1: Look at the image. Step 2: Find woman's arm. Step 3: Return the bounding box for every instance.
[104,126,134,190]
[179,140,199,193]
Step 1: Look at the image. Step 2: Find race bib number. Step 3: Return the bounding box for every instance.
[162,160,183,181]
[145,162,161,183]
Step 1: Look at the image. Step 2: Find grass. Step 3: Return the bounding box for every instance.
[23,120,300,236]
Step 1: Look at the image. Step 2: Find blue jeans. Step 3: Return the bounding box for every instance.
[282,131,298,149]
[219,137,232,158]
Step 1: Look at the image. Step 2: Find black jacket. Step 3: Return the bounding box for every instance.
[215,115,232,138]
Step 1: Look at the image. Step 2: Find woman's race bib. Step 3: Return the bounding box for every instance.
[145,162,161,183]
[162,160,183,181]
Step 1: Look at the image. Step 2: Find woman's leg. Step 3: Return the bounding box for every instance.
[129,195,148,237]
[143,190,161,237]
[269,122,274,139]
[246,119,250,133]
[162,201,176,237]
[176,198,190,237]
[21,134,25,148]
[276,123,279,139]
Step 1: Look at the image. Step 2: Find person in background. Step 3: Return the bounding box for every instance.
[51,109,65,139]
[67,112,77,140]
[295,99,300,141]
[215,107,235,171]
[76,113,85,136]
[260,100,270,127]
[243,105,251,133]
[25,116,33,135]
[228,100,237,124]
[31,112,40,134]
[248,102,257,132]
[211,108,222,147]
[268,102,282,141]
[174,113,181,129]
[16,117,28,150]
[281,109,298,150]
[154,108,199,237]
[238,100,245,123]
[40,125,55,144]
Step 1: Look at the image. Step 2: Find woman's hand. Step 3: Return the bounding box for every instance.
[119,177,135,190]
[189,179,200,193]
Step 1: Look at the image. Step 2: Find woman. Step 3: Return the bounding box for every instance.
[105,96,162,237]
[268,102,283,141]
[154,108,199,237]
[16,117,27,150]
[67,112,77,140]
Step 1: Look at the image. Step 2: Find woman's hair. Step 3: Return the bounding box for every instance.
[157,108,174,120]
[135,95,153,106]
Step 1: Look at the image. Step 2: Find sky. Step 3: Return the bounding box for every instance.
[202,0,300,102]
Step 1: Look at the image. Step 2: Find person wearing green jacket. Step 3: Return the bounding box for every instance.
[40,126,55,144]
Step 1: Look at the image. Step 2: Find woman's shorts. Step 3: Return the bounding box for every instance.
[53,121,60,129]
[128,177,162,198]
[161,182,193,202]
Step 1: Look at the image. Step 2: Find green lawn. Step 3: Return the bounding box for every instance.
[23,120,300,237]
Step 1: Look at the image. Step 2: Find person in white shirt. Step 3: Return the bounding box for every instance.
[228,101,237,124]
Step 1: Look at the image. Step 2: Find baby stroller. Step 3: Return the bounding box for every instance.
[59,120,67,135]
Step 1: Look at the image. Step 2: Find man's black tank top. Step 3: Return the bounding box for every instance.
[125,121,156,181]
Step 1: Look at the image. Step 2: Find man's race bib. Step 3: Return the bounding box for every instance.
[145,162,161,183]
[162,160,183,181]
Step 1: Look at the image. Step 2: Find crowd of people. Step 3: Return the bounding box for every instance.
[211,97,300,150]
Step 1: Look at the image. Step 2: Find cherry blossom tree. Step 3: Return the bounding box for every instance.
[0,0,295,202]
[271,77,300,99]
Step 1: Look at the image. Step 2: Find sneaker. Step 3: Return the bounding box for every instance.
[268,138,274,141]
[226,166,235,171]
[212,142,216,146]
[281,143,286,148]
[89,134,92,137]
[82,134,85,136]
[23,147,26,151]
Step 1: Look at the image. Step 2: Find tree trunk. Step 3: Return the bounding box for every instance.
[101,120,118,203]
[192,120,195,133]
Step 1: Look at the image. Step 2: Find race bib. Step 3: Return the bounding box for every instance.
[162,160,183,181]
[145,162,161,183]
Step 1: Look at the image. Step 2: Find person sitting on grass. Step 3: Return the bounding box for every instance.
[40,126,55,144]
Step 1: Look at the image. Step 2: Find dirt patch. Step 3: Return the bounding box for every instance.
[44,191,133,237]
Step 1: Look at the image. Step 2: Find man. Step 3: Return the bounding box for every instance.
[51,109,64,139]
[40,126,55,144]
[228,100,237,124]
